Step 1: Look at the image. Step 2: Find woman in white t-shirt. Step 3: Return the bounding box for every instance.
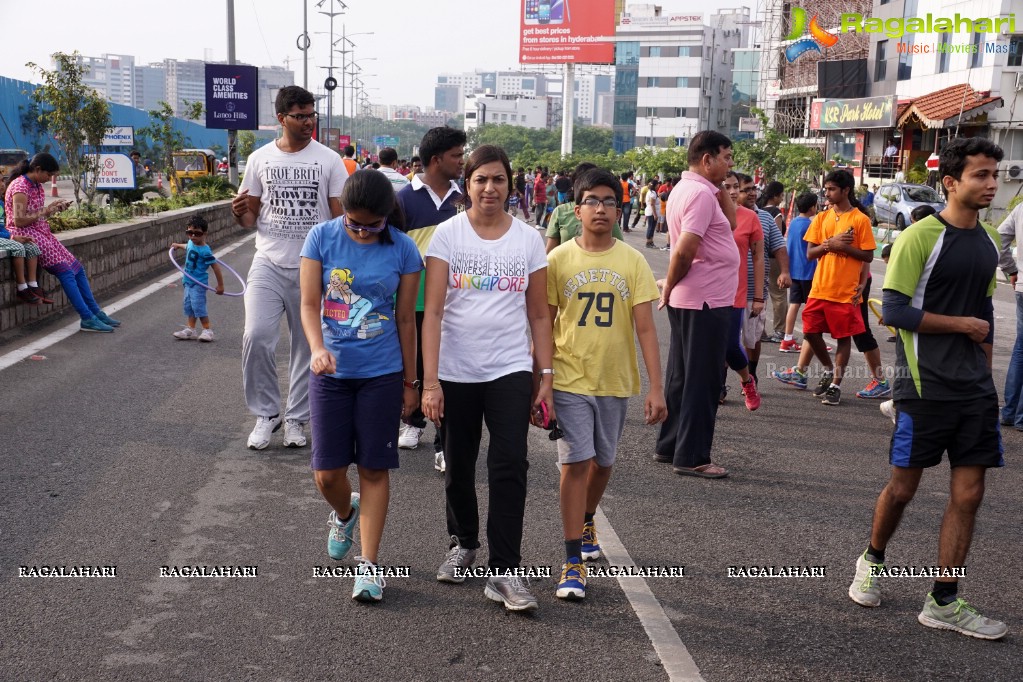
[422,145,554,613]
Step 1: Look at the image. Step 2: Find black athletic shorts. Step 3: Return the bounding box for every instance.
[890,395,1004,469]
[789,279,813,305]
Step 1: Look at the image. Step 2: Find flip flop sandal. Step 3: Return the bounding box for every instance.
[673,464,729,479]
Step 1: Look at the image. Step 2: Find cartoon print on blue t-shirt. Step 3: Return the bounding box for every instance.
[322,267,386,338]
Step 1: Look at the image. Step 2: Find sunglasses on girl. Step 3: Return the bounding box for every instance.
[343,215,387,234]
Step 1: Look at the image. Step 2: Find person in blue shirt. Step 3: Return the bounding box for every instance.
[299,168,423,603]
[779,192,819,353]
[170,215,224,342]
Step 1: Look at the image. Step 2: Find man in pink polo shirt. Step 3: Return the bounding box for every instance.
[654,131,738,479]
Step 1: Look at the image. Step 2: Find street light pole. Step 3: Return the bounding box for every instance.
[319,8,345,147]
[227,0,238,186]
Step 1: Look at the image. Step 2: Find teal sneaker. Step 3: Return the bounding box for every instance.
[918,594,1008,640]
[352,556,385,602]
[556,558,587,600]
[848,551,883,607]
[856,378,892,399]
[327,493,360,560]
[772,366,807,390]
[80,316,114,333]
[95,311,121,327]
[581,521,601,561]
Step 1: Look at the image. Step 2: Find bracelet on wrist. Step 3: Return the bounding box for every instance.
[753,298,765,303]
[422,383,441,391]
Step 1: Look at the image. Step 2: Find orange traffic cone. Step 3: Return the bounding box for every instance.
[157,173,163,190]
[51,176,59,197]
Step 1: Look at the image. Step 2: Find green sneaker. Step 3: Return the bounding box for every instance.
[918,594,1008,640]
[848,551,883,607]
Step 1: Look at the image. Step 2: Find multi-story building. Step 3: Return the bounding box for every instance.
[256,65,295,127]
[463,95,549,131]
[72,54,137,107]
[612,5,746,152]
[435,70,548,114]
[730,48,760,139]
[164,59,207,116]
[133,63,167,113]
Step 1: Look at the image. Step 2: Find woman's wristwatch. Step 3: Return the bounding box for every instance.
[403,378,421,389]
[539,368,555,377]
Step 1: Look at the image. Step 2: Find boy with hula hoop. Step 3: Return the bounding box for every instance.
[170,215,224,342]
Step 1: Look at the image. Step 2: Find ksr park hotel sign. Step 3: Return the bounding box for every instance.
[785,8,1017,62]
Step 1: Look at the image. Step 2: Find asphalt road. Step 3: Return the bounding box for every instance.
[0,224,1020,681]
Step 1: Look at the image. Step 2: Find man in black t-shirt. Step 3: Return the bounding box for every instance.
[847,138,1007,640]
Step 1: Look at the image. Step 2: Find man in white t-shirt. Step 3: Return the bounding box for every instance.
[232,86,348,450]
[376,147,410,191]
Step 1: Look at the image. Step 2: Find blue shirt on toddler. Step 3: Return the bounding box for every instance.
[184,242,217,288]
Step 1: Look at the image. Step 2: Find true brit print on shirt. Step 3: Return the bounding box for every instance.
[321,268,389,340]
[263,161,325,240]
[449,248,528,292]
[561,268,633,302]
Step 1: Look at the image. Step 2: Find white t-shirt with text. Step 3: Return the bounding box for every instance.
[240,139,347,267]
[426,213,547,383]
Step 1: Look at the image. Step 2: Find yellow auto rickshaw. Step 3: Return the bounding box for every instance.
[170,149,217,194]
[0,149,30,180]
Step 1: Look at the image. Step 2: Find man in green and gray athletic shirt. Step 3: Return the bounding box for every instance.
[848,137,1007,640]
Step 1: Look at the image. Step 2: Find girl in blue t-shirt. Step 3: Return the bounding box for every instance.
[299,170,423,603]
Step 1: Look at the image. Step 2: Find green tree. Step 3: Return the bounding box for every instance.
[26,52,111,206]
[238,130,256,160]
[139,100,205,178]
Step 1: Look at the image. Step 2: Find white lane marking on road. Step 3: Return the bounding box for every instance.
[593,506,705,682]
[0,233,256,373]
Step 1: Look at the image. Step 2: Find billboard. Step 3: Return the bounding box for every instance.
[520,0,615,64]
[205,64,259,130]
[810,95,895,131]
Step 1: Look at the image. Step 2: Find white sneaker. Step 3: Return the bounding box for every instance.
[398,422,423,449]
[283,419,307,448]
[880,399,896,424]
[173,326,197,340]
[247,415,282,450]
[198,328,215,342]
[434,450,446,473]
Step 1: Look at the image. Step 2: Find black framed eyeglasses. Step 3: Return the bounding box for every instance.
[185,230,203,236]
[284,112,319,122]
[580,197,620,209]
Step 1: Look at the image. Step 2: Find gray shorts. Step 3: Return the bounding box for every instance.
[741,304,766,349]
[553,390,629,467]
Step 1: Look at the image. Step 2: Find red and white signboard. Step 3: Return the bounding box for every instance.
[84,153,137,190]
[519,0,615,64]
[925,153,940,171]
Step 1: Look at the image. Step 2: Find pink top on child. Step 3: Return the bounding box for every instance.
[5,175,76,269]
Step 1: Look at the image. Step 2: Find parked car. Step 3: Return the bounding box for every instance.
[872,182,945,230]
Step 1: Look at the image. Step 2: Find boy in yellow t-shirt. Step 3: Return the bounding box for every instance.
[546,169,667,601]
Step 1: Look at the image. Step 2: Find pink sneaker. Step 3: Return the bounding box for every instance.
[741,376,761,411]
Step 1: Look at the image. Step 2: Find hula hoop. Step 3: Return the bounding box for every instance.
[168,247,247,297]
[867,298,896,336]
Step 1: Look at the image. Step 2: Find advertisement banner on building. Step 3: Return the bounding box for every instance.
[810,95,895,131]
[205,64,259,130]
[339,135,352,151]
[519,0,615,64]
[101,127,134,146]
[84,153,137,190]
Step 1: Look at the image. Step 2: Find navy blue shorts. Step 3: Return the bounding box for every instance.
[788,279,813,305]
[309,371,403,471]
[890,395,1004,469]
[183,285,208,318]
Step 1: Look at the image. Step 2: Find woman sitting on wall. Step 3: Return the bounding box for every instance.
[4,153,120,332]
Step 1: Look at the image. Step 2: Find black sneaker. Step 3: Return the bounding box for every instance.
[813,370,834,397]
[821,385,841,406]
[16,288,40,305]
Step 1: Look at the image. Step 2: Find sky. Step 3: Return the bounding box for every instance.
[2,0,744,108]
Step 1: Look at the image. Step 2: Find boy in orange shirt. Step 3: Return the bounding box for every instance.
[772,170,875,405]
